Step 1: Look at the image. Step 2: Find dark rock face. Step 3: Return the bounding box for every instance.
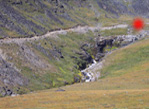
[77,30,148,68]
[0,57,28,86]
[73,76,81,83]
[0,56,28,96]
[0,1,46,37]
[96,0,129,17]
[45,10,63,25]
[96,0,149,18]
[0,11,27,37]
[93,36,115,61]
[75,43,93,70]
[132,0,149,18]
[74,36,116,70]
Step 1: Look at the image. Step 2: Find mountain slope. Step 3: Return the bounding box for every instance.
[0,38,148,109]
[0,0,149,38]
[0,0,149,97]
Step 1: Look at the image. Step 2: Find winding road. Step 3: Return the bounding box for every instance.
[0,24,128,44]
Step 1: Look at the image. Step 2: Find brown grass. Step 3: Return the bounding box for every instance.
[0,89,149,109]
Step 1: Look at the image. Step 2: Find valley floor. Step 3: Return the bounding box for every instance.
[0,89,149,109]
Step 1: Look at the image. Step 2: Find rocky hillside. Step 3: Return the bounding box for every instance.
[0,26,99,96]
[0,0,149,97]
[0,0,149,38]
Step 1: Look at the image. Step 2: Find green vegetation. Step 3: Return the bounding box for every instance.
[0,0,136,38]
[0,1,149,108]
[61,38,149,91]
[0,0,101,38]
[101,38,149,78]
[104,45,118,52]
[0,39,149,109]
[0,31,97,94]
[100,28,128,36]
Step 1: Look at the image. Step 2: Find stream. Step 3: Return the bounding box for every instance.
[81,30,149,82]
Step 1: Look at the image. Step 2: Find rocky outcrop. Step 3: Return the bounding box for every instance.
[81,30,149,82]
[0,56,28,96]
[114,30,149,46]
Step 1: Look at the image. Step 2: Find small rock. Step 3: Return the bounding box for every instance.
[56,88,65,92]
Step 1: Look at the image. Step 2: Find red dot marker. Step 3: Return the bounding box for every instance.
[132,18,144,31]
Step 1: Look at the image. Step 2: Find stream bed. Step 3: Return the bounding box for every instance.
[81,30,149,82]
